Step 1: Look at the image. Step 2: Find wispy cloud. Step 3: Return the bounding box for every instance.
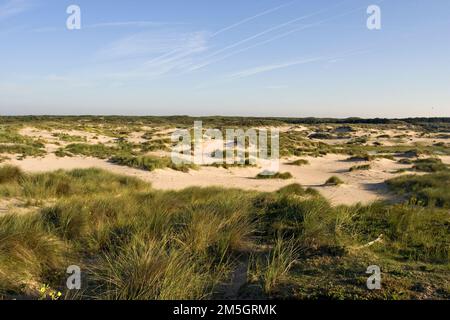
[194,47,371,90]
[144,1,299,75]
[226,47,371,80]
[211,1,296,38]
[17,29,211,85]
[205,2,345,60]
[90,29,211,82]
[226,57,323,80]
[97,30,210,61]
[185,1,350,73]
[187,23,318,73]
[0,0,31,21]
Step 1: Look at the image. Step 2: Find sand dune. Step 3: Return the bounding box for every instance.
[5,154,409,206]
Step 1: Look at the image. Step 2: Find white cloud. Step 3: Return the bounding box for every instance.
[97,30,210,61]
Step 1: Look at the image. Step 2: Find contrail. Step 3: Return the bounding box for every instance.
[142,2,296,70]
[144,49,180,66]
[196,47,372,89]
[226,56,324,80]
[210,0,297,38]
[187,23,318,72]
[187,1,370,72]
[226,50,367,80]
[184,0,351,72]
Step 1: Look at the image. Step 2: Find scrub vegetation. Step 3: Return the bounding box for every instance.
[0,116,449,300]
[0,165,449,300]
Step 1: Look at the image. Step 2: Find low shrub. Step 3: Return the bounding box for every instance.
[349,164,371,172]
[387,171,450,208]
[0,165,24,184]
[412,158,448,172]
[325,176,344,186]
[110,155,197,172]
[286,159,309,166]
[256,172,293,180]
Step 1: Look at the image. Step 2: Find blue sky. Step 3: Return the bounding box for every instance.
[0,0,449,117]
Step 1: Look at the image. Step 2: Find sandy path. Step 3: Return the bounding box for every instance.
[4,154,410,206]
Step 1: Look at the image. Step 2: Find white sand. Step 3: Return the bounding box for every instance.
[5,154,410,206]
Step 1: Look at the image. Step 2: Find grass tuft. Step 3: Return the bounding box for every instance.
[325,176,344,186]
[412,158,448,172]
[0,165,24,184]
[349,164,371,172]
[286,159,309,166]
[256,172,293,180]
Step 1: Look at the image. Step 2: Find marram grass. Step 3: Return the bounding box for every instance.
[0,165,449,300]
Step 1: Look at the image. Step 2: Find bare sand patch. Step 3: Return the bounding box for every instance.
[127,131,147,144]
[19,127,115,145]
[0,198,39,216]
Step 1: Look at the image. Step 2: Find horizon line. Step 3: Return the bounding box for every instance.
[1,114,449,120]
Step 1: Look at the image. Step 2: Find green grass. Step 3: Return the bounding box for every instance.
[0,144,46,157]
[0,126,46,157]
[387,171,450,208]
[1,115,450,300]
[0,166,449,299]
[276,183,319,197]
[4,118,450,163]
[110,155,198,172]
[52,133,87,143]
[256,172,293,180]
[58,143,125,159]
[398,158,413,164]
[349,164,371,172]
[0,167,148,199]
[0,167,254,299]
[0,214,69,296]
[344,202,450,263]
[412,158,448,172]
[286,159,310,166]
[140,139,171,152]
[249,237,299,294]
[346,154,373,162]
[0,165,24,184]
[280,130,450,158]
[325,176,344,186]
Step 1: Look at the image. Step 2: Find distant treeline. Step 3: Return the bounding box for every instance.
[275,117,450,125]
[1,115,449,129]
